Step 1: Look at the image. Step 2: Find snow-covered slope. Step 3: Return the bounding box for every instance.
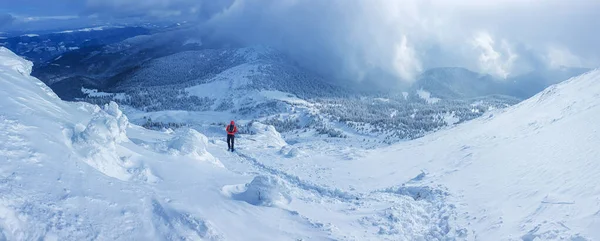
[423,71,599,239]
[271,69,600,240]
[378,70,600,239]
[0,47,330,240]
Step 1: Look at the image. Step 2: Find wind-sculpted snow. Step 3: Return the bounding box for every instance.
[226,175,293,207]
[0,47,33,76]
[165,128,223,167]
[278,145,304,158]
[75,102,129,145]
[70,102,134,181]
[247,122,287,149]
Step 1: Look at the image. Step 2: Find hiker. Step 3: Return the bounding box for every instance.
[226,120,238,152]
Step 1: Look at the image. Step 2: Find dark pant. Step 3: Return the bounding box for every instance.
[227,134,235,150]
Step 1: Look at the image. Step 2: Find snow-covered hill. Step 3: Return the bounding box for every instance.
[264,68,600,240]
[406,69,600,239]
[379,69,600,239]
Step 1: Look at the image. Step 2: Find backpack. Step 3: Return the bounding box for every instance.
[228,125,235,133]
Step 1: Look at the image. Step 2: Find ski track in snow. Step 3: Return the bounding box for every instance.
[234,151,358,200]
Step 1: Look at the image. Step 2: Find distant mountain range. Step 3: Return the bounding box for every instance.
[0,26,151,64]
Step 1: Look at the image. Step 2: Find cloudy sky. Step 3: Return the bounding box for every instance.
[1,0,599,84]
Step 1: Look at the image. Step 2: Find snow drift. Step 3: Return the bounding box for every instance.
[70,102,133,180]
[248,122,287,149]
[165,128,223,167]
[279,145,304,158]
[228,175,292,207]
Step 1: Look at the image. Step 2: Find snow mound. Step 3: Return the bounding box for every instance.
[70,102,161,183]
[230,175,292,207]
[0,47,33,76]
[76,102,129,145]
[248,122,287,149]
[70,102,136,180]
[167,128,223,167]
[279,145,304,158]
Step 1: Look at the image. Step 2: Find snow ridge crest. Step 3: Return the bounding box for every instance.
[0,47,33,76]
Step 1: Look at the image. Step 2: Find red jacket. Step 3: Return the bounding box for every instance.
[226,122,238,135]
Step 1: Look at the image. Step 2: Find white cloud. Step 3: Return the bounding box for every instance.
[5,0,600,85]
[20,15,79,22]
[393,36,422,82]
[546,46,584,69]
[471,32,518,78]
[200,0,599,84]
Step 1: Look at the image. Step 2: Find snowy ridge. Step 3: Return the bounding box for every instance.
[56,26,114,33]
[0,48,33,76]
